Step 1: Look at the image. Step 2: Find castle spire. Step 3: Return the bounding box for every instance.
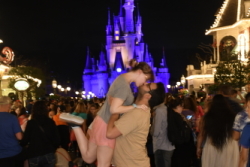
[161,47,167,67]
[106,8,113,35]
[136,2,141,24]
[124,0,135,33]
[119,0,123,17]
[108,8,111,25]
[84,47,93,73]
[98,49,107,72]
[144,44,150,62]
[135,2,142,43]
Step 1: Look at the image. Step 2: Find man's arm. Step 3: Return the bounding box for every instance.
[107,114,122,139]
[239,147,249,167]
[152,109,162,137]
[233,130,240,141]
[15,132,23,140]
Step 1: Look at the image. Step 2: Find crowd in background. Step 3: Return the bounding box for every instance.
[2,83,250,167]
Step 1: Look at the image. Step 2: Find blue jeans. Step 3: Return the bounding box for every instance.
[29,152,56,167]
[154,149,174,167]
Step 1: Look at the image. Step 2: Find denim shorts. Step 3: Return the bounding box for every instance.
[29,152,56,167]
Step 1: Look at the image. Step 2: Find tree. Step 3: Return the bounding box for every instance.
[8,66,46,99]
[214,59,250,89]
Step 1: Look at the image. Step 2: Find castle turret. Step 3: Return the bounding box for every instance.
[83,47,93,93]
[157,48,170,91]
[97,51,109,97]
[114,16,120,41]
[106,8,113,36]
[123,0,136,63]
[106,8,113,64]
[135,3,142,43]
[119,0,125,32]
[123,0,135,33]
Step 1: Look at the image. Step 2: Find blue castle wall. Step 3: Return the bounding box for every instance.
[83,0,170,97]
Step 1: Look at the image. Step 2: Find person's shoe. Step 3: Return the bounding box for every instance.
[59,113,84,126]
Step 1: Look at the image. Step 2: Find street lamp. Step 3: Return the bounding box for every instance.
[52,79,57,94]
[14,78,30,106]
[176,82,181,87]
[0,68,4,97]
[57,85,62,89]
[180,75,186,88]
[66,87,71,95]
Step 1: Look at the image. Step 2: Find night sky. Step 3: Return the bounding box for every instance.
[0,0,224,89]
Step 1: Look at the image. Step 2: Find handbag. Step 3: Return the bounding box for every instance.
[36,121,75,167]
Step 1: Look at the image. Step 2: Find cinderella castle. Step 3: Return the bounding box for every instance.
[83,0,170,97]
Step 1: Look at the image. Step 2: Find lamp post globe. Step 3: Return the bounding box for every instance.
[52,79,57,88]
[52,79,57,94]
[57,85,62,89]
[180,75,186,88]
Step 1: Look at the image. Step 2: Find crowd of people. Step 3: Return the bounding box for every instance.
[1,59,250,167]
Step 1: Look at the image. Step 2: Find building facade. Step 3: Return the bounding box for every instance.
[83,0,170,97]
[186,0,250,93]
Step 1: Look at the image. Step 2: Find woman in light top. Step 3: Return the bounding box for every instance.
[61,59,154,167]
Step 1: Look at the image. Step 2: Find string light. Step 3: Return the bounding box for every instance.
[210,0,229,28]
[206,19,250,35]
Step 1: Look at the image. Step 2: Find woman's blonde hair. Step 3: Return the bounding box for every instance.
[74,102,87,113]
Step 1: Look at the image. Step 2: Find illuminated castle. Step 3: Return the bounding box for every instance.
[83,0,170,97]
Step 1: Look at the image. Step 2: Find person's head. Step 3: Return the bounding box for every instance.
[245,93,250,109]
[218,84,233,97]
[0,96,12,112]
[57,105,66,113]
[75,102,87,113]
[48,110,56,118]
[89,103,100,116]
[167,97,183,113]
[231,89,238,98]
[137,82,165,109]
[164,93,173,105]
[65,104,72,113]
[129,59,154,87]
[183,97,197,113]
[31,101,49,119]
[15,106,27,117]
[49,103,57,111]
[203,94,235,150]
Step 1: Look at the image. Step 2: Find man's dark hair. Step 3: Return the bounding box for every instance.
[32,101,49,119]
[148,82,165,109]
[219,84,233,96]
[245,93,250,103]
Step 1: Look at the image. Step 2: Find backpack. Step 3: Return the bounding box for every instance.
[167,108,191,145]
